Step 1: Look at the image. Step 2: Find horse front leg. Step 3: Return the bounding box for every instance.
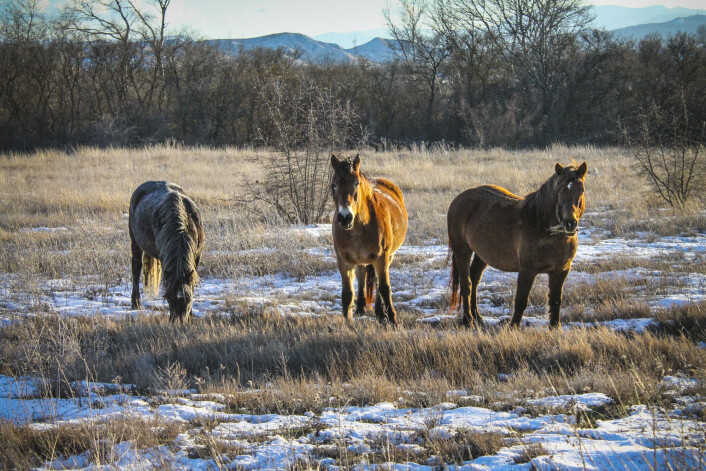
[374,255,397,326]
[548,269,570,329]
[338,258,355,321]
[130,238,143,309]
[510,270,537,327]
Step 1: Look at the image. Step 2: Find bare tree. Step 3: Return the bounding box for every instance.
[622,96,706,207]
[385,0,448,140]
[243,78,359,225]
[435,0,593,140]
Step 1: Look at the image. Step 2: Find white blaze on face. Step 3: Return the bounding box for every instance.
[338,205,353,218]
[177,287,184,300]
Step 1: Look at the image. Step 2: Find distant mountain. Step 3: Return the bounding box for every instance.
[592,5,703,30]
[612,14,706,39]
[345,38,398,62]
[315,28,390,49]
[205,7,706,65]
[208,32,398,63]
[208,33,358,63]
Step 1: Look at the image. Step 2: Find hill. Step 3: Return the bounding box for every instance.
[208,32,398,63]
[612,14,706,39]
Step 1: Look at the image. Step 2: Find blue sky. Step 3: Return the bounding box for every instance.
[45,0,705,39]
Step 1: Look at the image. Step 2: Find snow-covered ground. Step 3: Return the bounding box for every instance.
[1,227,705,327]
[2,375,704,470]
[1,226,705,469]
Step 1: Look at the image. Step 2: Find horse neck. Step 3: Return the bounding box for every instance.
[522,175,558,228]
[355,173,374,224]
[158,195,196,283]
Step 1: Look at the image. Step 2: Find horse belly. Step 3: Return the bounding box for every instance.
[469,238,520,272]
[464,210,520,272]
[520,236,578,273]
[131,198,161,258]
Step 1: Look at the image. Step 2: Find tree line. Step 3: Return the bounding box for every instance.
[0,0,705,151]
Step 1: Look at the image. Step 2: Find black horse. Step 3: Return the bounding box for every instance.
[129,181,205,323]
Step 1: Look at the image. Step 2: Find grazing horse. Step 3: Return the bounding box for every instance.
[129,181,205,323]
[331,154,408,325]
[448,162,587,329]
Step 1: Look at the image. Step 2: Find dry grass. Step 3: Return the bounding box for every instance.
[1,312,704,414]
[0,416,187,470]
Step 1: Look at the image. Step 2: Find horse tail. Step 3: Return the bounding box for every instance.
[450,249,459,311]
[365,264,376,304]
[143,254,161,297]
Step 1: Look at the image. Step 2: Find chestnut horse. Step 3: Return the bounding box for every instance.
[448,162,587,329]
[331,154,408,325]
[129,181,205,323]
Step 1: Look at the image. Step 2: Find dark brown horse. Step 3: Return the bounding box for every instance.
[448,162,587,328]
[129,181,205,323]
[331,154,408,325]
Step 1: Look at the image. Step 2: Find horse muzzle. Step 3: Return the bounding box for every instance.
[337,211,354,230]
[562,219,578,234]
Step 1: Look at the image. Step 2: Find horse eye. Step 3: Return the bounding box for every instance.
[354,181,359,187]
[331,183,336,191]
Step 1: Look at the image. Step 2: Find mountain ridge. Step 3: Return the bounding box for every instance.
[207,10,706,64]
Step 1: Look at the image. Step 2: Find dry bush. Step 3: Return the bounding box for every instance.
[622,97,706,208]
[242,79,359,224]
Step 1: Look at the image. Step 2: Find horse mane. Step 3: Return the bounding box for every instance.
[155,192,199,294]
[522,173,559,226]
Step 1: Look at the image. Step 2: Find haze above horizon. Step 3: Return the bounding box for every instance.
[43,0,706,41]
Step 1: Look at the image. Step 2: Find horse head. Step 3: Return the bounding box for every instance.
[331,153,363,230]
[164,268,197,323]
[552,162,587,235]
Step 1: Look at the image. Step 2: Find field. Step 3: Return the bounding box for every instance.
[1,144,705,470]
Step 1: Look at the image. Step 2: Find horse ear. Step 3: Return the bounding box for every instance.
[353,154,361,172]
[331,154,340,168]
[576,162,587,178]
[555,163,563,176]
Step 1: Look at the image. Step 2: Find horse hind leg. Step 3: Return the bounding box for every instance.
[452,249,473,327]
[374,256,397,326]
[469,254,487,327]
[143,254,162,298]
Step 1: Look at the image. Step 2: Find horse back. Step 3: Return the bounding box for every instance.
[371,178,404,203]
[370,177,407,251]
[129,181,201,258]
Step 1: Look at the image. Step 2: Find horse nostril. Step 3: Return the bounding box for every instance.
[338,213,353,227]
